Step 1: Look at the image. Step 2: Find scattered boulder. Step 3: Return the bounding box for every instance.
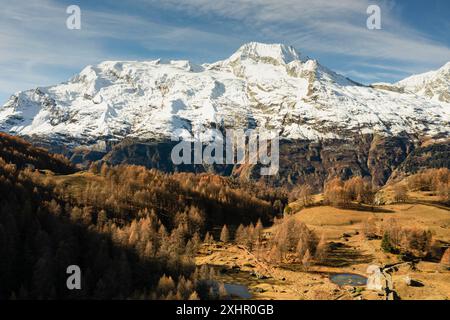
[366,265,384,291]
[409,279,424,287]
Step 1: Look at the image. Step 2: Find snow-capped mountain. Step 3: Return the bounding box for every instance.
[396,62,450,103]
[0,42,449,149]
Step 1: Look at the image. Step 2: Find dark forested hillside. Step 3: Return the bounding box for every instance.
[0,133,286,299]
[0,132,74,174]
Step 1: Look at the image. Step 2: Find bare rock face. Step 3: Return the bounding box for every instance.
[388,141,450,183]
[259,138,372,190]
[367,135,414,187]
[26,129,449,191]
[77,133,449,191]
[247,134,418,190]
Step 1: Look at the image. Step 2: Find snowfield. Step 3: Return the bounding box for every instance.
[0,42,449,147]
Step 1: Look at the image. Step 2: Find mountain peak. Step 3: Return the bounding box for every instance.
[396,61,450,102]
[440,61,450,71]
[1,42,448,144]
[228,42,301,65]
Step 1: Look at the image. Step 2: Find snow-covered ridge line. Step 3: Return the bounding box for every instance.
[395,62,450,102]
[0,42,449,148]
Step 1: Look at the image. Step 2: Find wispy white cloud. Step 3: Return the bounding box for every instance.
[146,0,450,64]
[0,0,449,102]
[336,69,404,83]
[0,0,241,102]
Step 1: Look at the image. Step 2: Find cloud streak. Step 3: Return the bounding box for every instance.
[0,0,449,102]
[146,0,450,64]
[0,0,242,102]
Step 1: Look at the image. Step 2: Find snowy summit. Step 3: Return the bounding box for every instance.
[0,42,449,147]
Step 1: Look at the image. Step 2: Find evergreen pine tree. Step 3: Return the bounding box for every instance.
[220,225,230,243]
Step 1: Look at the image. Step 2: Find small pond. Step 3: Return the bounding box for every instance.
[329,273,367,287]
[224,283,252,299]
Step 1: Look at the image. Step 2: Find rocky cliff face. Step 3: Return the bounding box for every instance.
[387,141,450,184]
[58,133,444,191]
[238,134,417,189]
[22,129,450,191]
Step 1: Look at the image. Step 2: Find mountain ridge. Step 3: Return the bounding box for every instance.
[395,61,450,102]
[0,42,448,150]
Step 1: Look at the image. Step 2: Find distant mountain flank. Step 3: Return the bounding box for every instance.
[0,132,74,174]
[396,62,450,103]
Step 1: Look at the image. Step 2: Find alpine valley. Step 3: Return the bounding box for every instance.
[1,42,449,189]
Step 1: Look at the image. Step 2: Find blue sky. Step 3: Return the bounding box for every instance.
[1,0,450,104]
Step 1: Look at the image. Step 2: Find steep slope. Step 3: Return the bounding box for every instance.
[0,42,448,149]
[0,132,284,299]
[0,132,74,173]
[396,62,450,103]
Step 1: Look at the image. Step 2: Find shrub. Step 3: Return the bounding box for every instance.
[381,232,396,253]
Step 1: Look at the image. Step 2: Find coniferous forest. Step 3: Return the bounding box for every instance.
[0,133,287,299]
[1,133,449,301]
